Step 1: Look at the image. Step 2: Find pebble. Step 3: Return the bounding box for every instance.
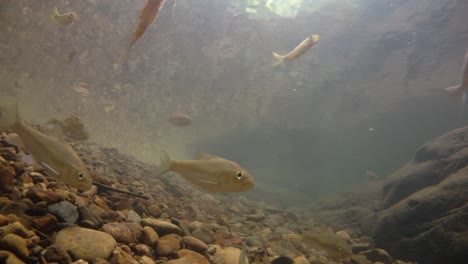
[359,249,393,264]
[140,226,160,247]
[336,230,352,242]
[182,235,209,253]
[177,249,210,264]
[137,255,156,264]
[48,201,79,223]
[147,205,162,218]
[294,255,310,264]
[109,247,138,264]
[0,213,10,226]
[191,227,215,244]
[127,210,142,223]
[141,218,181,235]
[0,163,15,192]
[43,245,72,264]
[166,258,191,264]
[156,234,181,256]
[213,246,243,264]
[134,244,152,256]
[55,226,117,260]
[351,254,371,264]
[32,213,58,233]
[188,220,204,232]
[352,242,371,253]
[0,250,26,264]
[263,214,286,228]
[0,233,29,259]
[26,188,63,204]
[102,222,142,244]
[77,205,104,228]
[2,221,34,238]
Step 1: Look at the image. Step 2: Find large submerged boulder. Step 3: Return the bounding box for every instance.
[309,126,468,264]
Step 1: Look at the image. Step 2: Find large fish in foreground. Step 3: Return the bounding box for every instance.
[444,50,468,107]
[272,34,320,66]
[157,151,255,192]
[0,97,93,191]
[121,0,166,63]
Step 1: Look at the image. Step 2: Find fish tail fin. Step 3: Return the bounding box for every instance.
[156,150,172,176]
[445,84,466,107]
[272,52,284,67]
[49,7,58,19]
[0,96,19,129]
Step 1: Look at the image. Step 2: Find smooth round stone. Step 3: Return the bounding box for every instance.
[0,234,29,259]
[141,218,181,236]
[182,236,208,253]
[0,213,10,226]
[213,246,243,264]
[166,258,191,264]
[109,247,139,264]
[294,256,310,264]
[336,230,352,242]
[156,234,181,256]
[0,250,26,264]
[102,222,141,244]
[127,210,142,223]
[177,249,210,264]
[140,226,159,247]
[48,201,79,224]
[55,226,117,260]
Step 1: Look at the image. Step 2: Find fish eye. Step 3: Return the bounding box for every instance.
[236,171,244,180]
[78,172,85,180]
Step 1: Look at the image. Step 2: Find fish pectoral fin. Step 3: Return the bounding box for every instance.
[40,161,61,176]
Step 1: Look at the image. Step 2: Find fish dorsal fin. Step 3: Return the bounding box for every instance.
[40,161,61,176]
[197,152,218,160]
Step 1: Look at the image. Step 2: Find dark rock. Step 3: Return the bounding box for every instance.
[32,214,59,233]
[271,256,294,264]
[77,205,104,228]
[0,162,15,192]
[358,249,392,264]
[48,201,79,223]
[43,245,72,264]
[26,188,63,204]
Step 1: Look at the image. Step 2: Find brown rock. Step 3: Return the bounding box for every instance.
[109,247,139,264]
[0,250,26,264]
[147,205,162,218]
[140,226,159,247]
[102,222,142,244]
[0,234,29,259]
[26,188,63,204]
[134,244,152,256]
[350,254,371,264]
[182,235,208,253]
[43,245,72,264]
[166,258,191,264]
[141,218,181,235]
[32,214,58,233]
[2,221,34,238]
[0,162,15,192]
[0,213,11,226]
[359,249,392,264]
[156,234,181,256]
[55,226,117,260]
[177,249,210,264]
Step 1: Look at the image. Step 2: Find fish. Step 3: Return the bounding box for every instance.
[49,7,79,26]
[45,116,90,141]
[272,34,320,66]
[238,240,249,264]
[121,0,166,63]
[157,151,255,192]
[167,113,192,127]
[0,97,93,191]
[301,228,352,261]
[444,50,468,107]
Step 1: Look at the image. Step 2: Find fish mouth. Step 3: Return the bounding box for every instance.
[242,181,255,190]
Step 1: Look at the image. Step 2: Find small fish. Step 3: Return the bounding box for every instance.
[238,240,249,264]
[49,7,79,26]
[272,34,320,66]
[167,113,192,127]
[444,50,468,107]
[121,0,166,63]
[0,97,93,191]
[45,116,89,141]
[301,228,352,261]
[157,151,255,192]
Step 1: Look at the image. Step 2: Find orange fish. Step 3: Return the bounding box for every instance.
[121,0,166,63]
